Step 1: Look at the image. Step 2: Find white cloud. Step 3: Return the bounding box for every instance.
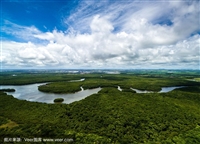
[1,20,41,41]
[33,32,54,41]
[90,15,114,33]
[1,0,200,69]
[2,29,199,69]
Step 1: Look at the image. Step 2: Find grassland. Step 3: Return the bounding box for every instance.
[0,70,199,143]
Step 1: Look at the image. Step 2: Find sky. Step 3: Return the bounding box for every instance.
[0,0,200,69]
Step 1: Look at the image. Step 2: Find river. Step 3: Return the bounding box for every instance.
[0,83,101,104]
[0,83,185,104]
[123,86,185,93]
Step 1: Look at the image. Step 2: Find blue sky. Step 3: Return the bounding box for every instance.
[1,0,200,69]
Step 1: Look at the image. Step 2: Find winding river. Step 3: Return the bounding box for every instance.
[0,83,101,104]
[0,80,185,104]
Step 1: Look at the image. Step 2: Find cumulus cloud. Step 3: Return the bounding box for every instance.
[1,0,199,69]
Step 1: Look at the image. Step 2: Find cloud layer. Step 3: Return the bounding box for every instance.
[1,0,200,69]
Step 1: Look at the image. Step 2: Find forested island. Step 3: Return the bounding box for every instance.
[0,69,200,143]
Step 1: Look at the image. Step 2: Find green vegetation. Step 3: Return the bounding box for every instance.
[0,70,199,143]
[194,78,200,82]
[0,72,86,85]
[175,86,200,93]
[0,89,15,92]
[54,98,64,103]
[0,117,8,126]
[37,72,199,94]
[38,82,82,94]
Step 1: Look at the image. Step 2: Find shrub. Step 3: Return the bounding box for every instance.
[53,98,64,103]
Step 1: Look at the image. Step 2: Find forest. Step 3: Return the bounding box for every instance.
[0,70,200,143]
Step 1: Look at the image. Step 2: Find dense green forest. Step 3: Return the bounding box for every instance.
[0,70,200,143]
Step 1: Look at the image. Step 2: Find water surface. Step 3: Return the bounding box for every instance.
[130,86,185,93]
[0,83,185,104]
[158,86,185,93]
[0,83,101,104]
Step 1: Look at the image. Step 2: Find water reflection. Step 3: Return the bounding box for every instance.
[158,86,185,93]
[130,88,153,93]
[0,83,101,104]
[0,83,185,104]
[130,86,185,93]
